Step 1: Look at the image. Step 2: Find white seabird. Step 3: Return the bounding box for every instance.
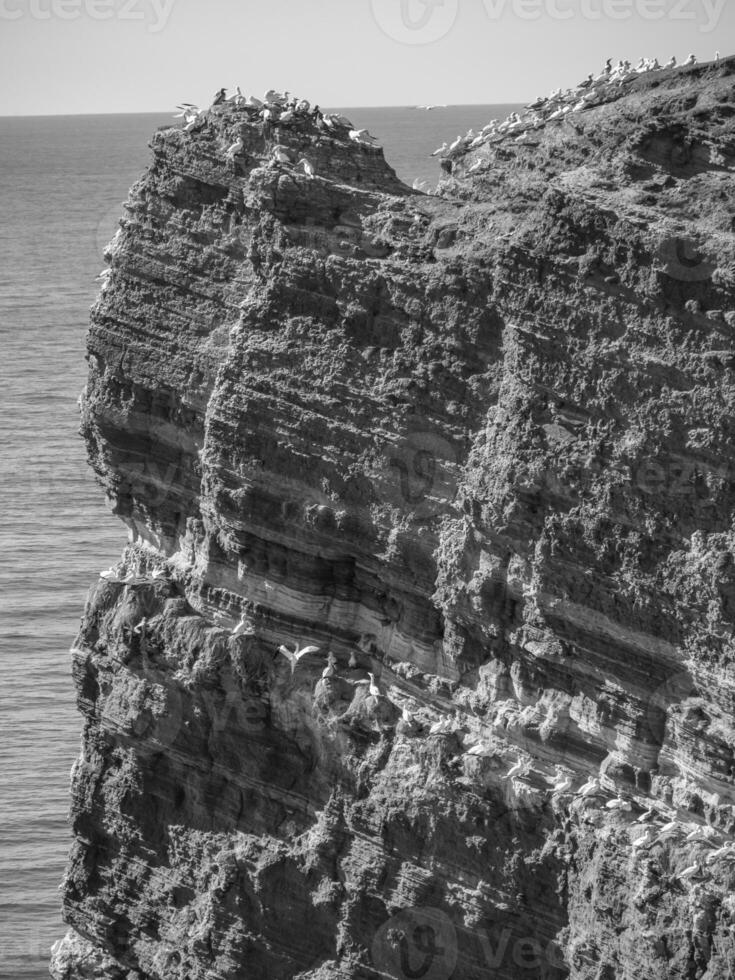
[685,825,717,843]
[636,807,658,824]
[271,145,293,164]
[431,142,448,157]
[705,844,734,864]
[321,663,336,679]
[684,53,697,66]
[226,139,244,160]
[606,797,632,812]
[466,742,493,757]
[504,760,525,779]
[429,718,452,735]
[632,830,655,850]
[578,777,602,798]
[278,641,320,674]
[349,129,377,144]
[664,56,677,69]
[348,651,358,668]
[677,863,701,881]
[133,618,147,636]
[99,566,120,581]
[296,158,315,178]
[549,771,574,793]
[174,103,200,123]
[231,614,254,639]
[367,672,381,697]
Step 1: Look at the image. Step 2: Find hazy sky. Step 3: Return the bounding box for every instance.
[0,0,732,115]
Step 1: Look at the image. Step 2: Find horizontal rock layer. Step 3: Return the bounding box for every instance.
[55,60,735,979]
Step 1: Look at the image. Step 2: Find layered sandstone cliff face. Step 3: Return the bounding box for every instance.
[53,59,735,980]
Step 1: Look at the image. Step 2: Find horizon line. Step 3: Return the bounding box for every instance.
[0,101,529,119]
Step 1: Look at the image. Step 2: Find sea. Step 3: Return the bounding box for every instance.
[0,102,521,979]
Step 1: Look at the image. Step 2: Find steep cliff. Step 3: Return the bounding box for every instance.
[53,58,735,980]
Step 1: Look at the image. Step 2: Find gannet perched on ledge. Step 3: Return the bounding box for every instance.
[225,138,244,160]
[296,157,315,178]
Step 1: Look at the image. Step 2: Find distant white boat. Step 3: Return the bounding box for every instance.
[413,104,448,110]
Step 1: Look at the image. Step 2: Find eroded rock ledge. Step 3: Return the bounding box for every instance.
[54,59,735,979]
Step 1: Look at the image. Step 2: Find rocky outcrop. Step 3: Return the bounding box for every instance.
[54,59,735,980]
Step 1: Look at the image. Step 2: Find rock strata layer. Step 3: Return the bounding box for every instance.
[54,59,735,979]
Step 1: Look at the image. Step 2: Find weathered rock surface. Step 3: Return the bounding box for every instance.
[54,59,735,979]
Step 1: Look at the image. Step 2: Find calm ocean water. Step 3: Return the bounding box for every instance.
[0,102,520,979]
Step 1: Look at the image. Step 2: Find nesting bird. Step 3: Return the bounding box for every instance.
[429,717,453,735]
[578,777,602,798]
[606,797,633,812]
[367,671,381,698]
[504,760,525,780]
[349,129,376,144]
[296,157,315,178]
[705,843,734,864]
[231,613,254,639]
[271,145,293,164]
[264,88,285,104]
[636,807,659,824]
[632,829,655,850]
[548,770,574,794]
[225,138,244,160]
